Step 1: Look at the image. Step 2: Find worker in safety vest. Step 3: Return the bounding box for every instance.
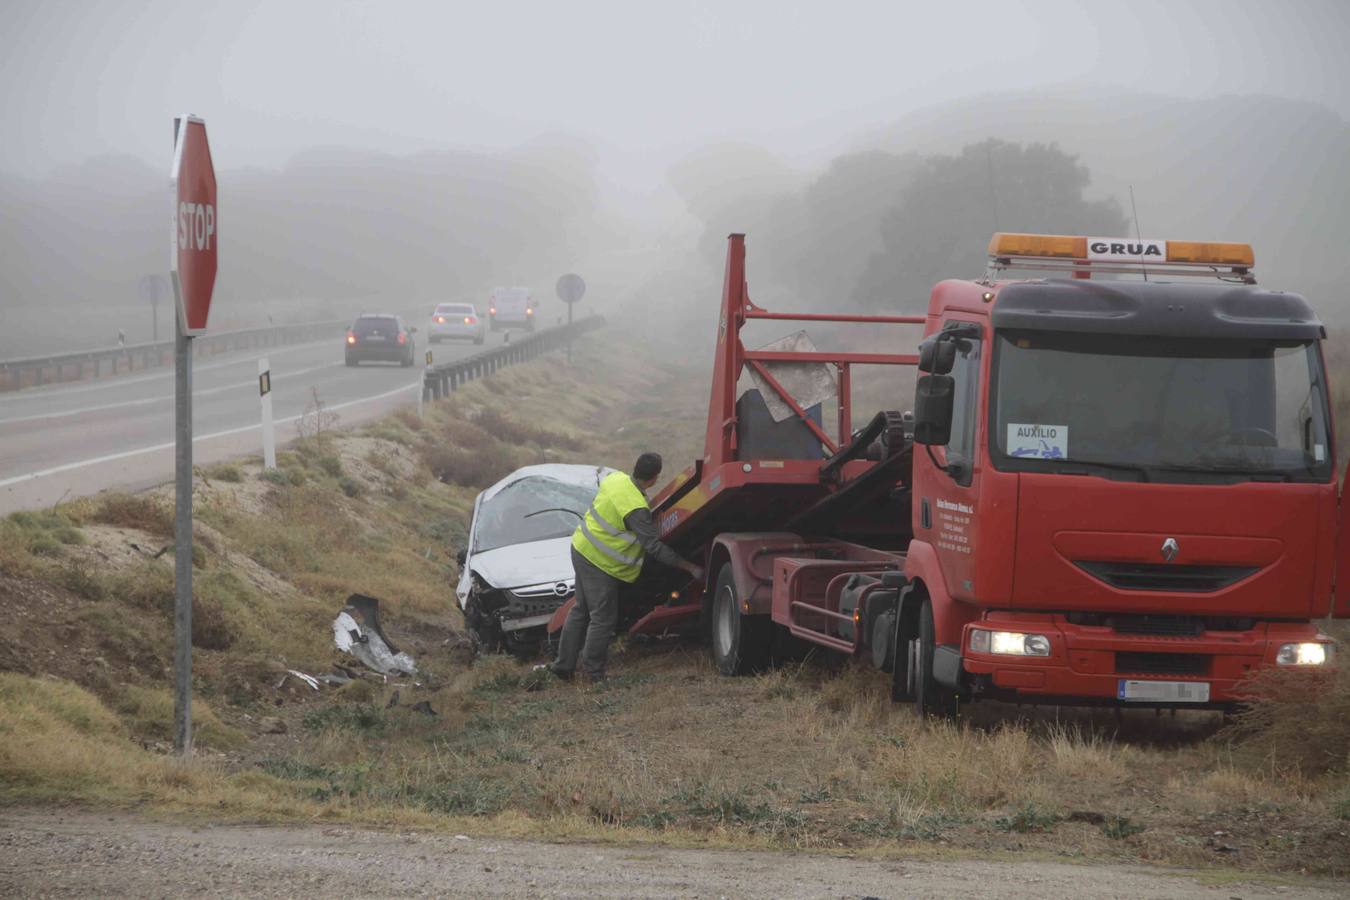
[541,452,703,681]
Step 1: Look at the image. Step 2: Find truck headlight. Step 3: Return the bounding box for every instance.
[1276,642,1332,666]
[969,629,1050,657]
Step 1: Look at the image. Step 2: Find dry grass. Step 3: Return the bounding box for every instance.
[2,329,1349,879]
[87,493,175,537]
[1216,659,1350,776]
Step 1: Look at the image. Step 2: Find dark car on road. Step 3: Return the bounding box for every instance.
[345,314,416,367]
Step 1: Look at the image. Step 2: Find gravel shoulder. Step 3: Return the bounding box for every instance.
[0,809,1338,899]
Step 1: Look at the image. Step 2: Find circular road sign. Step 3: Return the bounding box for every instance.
[555,273,586,305]
[170,115,218,335]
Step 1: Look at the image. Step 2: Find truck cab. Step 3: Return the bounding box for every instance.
[904,233,1338,711]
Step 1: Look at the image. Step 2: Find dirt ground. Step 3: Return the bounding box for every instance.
[0,809,1339,899]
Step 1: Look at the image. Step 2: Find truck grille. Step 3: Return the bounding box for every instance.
[1115,652,1210,676]
[1064,612,1255,636]
[1076,561,1257,593]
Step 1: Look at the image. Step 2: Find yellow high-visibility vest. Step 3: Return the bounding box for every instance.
[572,472,649,582]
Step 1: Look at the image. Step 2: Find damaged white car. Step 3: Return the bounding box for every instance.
[456,463,613,656]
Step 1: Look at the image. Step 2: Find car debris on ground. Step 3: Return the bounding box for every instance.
[331,593,417,676]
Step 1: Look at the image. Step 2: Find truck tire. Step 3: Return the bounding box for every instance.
[889,586,918,702]
[711,563,770,676]
[914,599,959,720]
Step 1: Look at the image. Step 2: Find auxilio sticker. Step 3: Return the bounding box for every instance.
[1007,423,1068,459]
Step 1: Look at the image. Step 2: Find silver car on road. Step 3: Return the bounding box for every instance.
[428,302,487,345]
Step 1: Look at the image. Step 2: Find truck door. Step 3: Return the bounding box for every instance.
[924,320,983,603]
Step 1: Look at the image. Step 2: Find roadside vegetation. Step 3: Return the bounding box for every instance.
[1,330,1347,879]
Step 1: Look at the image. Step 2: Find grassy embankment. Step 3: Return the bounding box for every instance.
[0,329,1347,878]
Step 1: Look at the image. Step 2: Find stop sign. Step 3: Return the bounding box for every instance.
[170,115,217,335]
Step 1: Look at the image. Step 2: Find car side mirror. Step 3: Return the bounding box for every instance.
[918,338,957,375]
[456,549,467,567]
[913,374,955,445]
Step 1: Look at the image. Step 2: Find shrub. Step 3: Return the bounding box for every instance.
[1101,815,1146,839]
[203,462,244,483]
[991,803,1061,833]
[91,494,174,537]
[57,564,106,601]
[1219,658,1350,775]
[259,468,291,486]
[338,476,365,498]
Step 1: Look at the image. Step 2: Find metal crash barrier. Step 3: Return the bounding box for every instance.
[0,319,349,392]
[423,316,605,401]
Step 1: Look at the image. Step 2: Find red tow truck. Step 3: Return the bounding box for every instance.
[550,232,1342,716]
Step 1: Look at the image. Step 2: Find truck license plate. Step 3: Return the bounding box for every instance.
[1117,680,1210,703]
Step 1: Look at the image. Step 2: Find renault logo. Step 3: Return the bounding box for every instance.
[553,582,570,597]
[1160,538,1180,563]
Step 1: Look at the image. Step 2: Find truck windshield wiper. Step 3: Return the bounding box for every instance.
[1151,462,1292,481]
[1037,457,1152,481]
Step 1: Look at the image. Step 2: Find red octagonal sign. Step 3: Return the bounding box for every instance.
[170,115,217,335]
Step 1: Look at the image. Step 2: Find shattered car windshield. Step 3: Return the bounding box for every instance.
[473,476,598,553]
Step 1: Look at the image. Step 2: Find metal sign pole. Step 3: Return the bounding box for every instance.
[173,308,193,755]
[168,112,216,758]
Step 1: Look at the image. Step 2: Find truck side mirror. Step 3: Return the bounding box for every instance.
[918,338,957,375]
[456,549,467,567]
[913,374,955,445]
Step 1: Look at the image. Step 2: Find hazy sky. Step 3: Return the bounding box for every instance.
[3,0,1348,190]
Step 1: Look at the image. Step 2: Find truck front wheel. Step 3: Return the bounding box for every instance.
[711,563,770,676]
[914,599,959,720]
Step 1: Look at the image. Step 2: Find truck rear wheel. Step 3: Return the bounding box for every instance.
[711,563,770,676]
[914,599,959,720]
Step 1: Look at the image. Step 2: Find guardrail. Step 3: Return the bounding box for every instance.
[423,316,604,400]
[0,306,439,393]
[0,319,349,392]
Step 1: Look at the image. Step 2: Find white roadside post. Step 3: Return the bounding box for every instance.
[258,357,276,469]
[169,114,218,756]
[419,349,432,418]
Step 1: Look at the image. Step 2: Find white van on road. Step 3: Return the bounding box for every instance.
[488,286,536,332]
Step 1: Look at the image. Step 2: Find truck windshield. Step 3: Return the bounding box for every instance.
[991,331,1331,482]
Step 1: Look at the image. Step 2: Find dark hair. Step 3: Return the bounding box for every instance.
[633,452,663,482]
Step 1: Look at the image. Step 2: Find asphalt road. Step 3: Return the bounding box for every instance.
[0,332,494,514]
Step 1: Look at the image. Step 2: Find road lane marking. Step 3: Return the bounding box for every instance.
[0,379,422,488]
[0,361,342,425]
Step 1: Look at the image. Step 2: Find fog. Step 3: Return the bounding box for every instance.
[3,0,1349,355]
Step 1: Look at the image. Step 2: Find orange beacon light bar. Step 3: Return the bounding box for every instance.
[986,233,1255,282]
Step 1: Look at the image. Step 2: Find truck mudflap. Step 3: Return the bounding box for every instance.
[959,614,1334,706]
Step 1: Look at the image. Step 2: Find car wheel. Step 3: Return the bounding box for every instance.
[345,355,357,367]
[710,563,770,676]
[913,599,959,720]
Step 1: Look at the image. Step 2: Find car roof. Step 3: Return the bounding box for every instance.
[476,463,616,505]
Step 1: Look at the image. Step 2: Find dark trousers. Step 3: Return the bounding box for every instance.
[554,547,621,678]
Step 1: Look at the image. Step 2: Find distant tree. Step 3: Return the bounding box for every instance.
[855,139,1127,311]
[795,150,920,303]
